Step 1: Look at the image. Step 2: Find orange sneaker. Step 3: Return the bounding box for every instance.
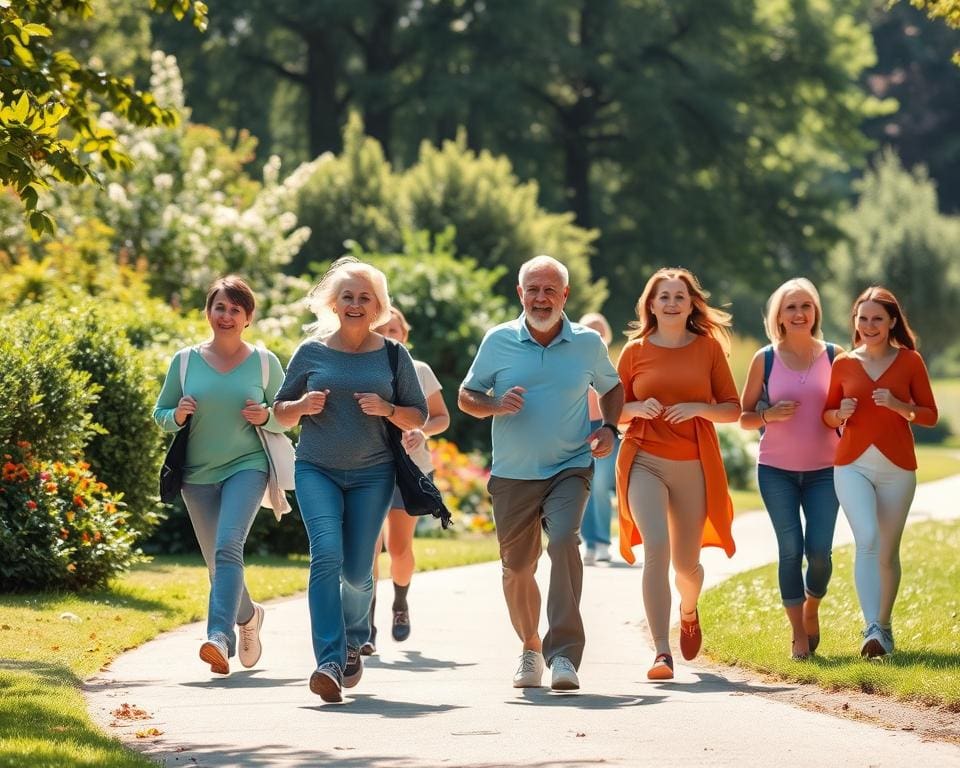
[679,609,702,661]
[647,653,674,680]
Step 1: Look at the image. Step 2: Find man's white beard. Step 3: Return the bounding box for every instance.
[526,309,562,332]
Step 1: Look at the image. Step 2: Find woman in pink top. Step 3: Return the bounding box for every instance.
[740,278,842,660]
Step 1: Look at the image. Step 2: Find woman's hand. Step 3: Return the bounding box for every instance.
[241,399,270,426]
[401,429,426,455]
[763,399,799,423]
[871,388,904,412]
[837,397,858,421]
[298,389,330,417]
[174,396,197,426]
[661,402,705,424]
[625,398,663,420]
[354,392,394,417]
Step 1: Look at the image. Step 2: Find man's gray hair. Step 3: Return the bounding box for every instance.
[518,255,569,288]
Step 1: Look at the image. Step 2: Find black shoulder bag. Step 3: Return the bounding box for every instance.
[159,348,192,504]
[384,340,452,529]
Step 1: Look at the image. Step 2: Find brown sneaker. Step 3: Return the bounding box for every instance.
[679,608,702,661]
[309,663,343,702]
[199,636,230,675]
[647,653,674,680]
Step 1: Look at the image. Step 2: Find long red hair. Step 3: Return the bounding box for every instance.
[851,286,917,350]
[627,267,732,352]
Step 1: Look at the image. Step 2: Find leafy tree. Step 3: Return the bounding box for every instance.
[901,0,960,63]
[0,0,207,236]
[826,149,960,363]
[865,2,960,211]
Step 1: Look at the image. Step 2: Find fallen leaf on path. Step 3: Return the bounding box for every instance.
[112,703,150,720]
[135,728,163,739]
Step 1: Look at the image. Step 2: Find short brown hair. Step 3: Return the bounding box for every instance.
[206,275,256,316]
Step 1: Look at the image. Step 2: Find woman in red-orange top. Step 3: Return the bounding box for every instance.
[823,287,938,659]
[616,268,741,681]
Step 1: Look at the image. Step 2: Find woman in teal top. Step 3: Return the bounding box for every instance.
[153,276,286,677]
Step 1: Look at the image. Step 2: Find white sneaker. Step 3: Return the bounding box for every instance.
[595,543,611,562]
[550,655,580,691]
[860,622,887,658]
[512,650,545,688]
[238,603,264,668]
[583,548,596,566]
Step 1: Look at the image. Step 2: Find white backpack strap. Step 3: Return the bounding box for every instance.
[256,344,269,391]
[178,347,190,392]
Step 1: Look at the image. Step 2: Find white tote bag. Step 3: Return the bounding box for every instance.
[255,346,296,520]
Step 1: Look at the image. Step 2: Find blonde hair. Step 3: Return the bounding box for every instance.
[305,257,392,337]
[578,312,612,345]
[375,306,411,343]
[627,267,732,352]
[764,278,823,342]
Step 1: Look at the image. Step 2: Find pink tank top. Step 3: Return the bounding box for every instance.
[757,348,839,471]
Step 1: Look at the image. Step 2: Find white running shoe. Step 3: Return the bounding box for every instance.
[550,655,580,691]
[512,650,545,688]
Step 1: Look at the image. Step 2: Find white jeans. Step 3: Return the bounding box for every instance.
[834,445,916,627]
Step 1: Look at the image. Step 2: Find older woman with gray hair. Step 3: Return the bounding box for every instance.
[273,258,427,702]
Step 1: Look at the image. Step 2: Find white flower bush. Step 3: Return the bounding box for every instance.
[48,51,318,311]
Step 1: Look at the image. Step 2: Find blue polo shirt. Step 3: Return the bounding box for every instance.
[461,313,620,480]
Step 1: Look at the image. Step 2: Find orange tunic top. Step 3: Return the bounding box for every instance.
[824,349,938,471]
[615,335,740,563]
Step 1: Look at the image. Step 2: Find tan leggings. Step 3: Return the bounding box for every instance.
[627,451,707,655]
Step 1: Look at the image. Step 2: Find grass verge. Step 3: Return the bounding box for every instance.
[700,519,960,709]
[0,537,500,768]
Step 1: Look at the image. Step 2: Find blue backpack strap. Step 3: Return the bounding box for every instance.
[762,345,775,389]
[825,342,837,364]
[385,338,400,400]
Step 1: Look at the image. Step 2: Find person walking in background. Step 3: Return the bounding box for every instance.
[616,267,740,681]
[578,312,620,565]
[153,276,285,677]
[364,307,450,655]
[823,286,938,658]
[739,278,842,660]
[459,255,623,692]
[273,258,427,702]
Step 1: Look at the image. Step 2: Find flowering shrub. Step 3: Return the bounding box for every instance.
[430,439,495,534]
[0,442,149,591]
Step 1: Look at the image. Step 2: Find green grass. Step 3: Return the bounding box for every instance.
[700,519,960,709]
[0,537,501,768]
[932,378,960,436]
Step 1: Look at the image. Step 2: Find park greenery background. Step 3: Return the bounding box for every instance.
[1,1,960,764]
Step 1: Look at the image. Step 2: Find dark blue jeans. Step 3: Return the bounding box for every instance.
[757,464,839,606]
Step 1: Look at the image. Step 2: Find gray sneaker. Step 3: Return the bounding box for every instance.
[860,622,886,658]
[878,625,895,654]
[309,662,343,702]
[512,650,545,688]
[550,655,580,691]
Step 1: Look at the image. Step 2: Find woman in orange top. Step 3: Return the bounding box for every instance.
[823,287,937,659]
[823,286,938,658]
[616,268,741,681]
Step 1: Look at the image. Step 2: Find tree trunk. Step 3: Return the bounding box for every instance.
[305,30,344,157]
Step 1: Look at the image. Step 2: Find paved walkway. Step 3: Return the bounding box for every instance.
[85,475,960,767]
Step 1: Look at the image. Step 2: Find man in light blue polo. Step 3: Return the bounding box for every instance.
[458,255,623,691]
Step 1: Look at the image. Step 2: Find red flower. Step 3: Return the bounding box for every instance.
[25,500,37,510]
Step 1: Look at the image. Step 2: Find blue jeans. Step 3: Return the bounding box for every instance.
[757,464,839,606]
[295,459,395,669]
[181,469,267,655]
[581,424,619,548]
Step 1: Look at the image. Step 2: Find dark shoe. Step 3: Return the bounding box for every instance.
[392,609,410,642]
[343,645,363,688]
[309,663,343,702]
[360,625,377,656]
[679,609,702,661]
[647,653,674,680]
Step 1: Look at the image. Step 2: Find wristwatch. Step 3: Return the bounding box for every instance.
[601,422,621,439]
